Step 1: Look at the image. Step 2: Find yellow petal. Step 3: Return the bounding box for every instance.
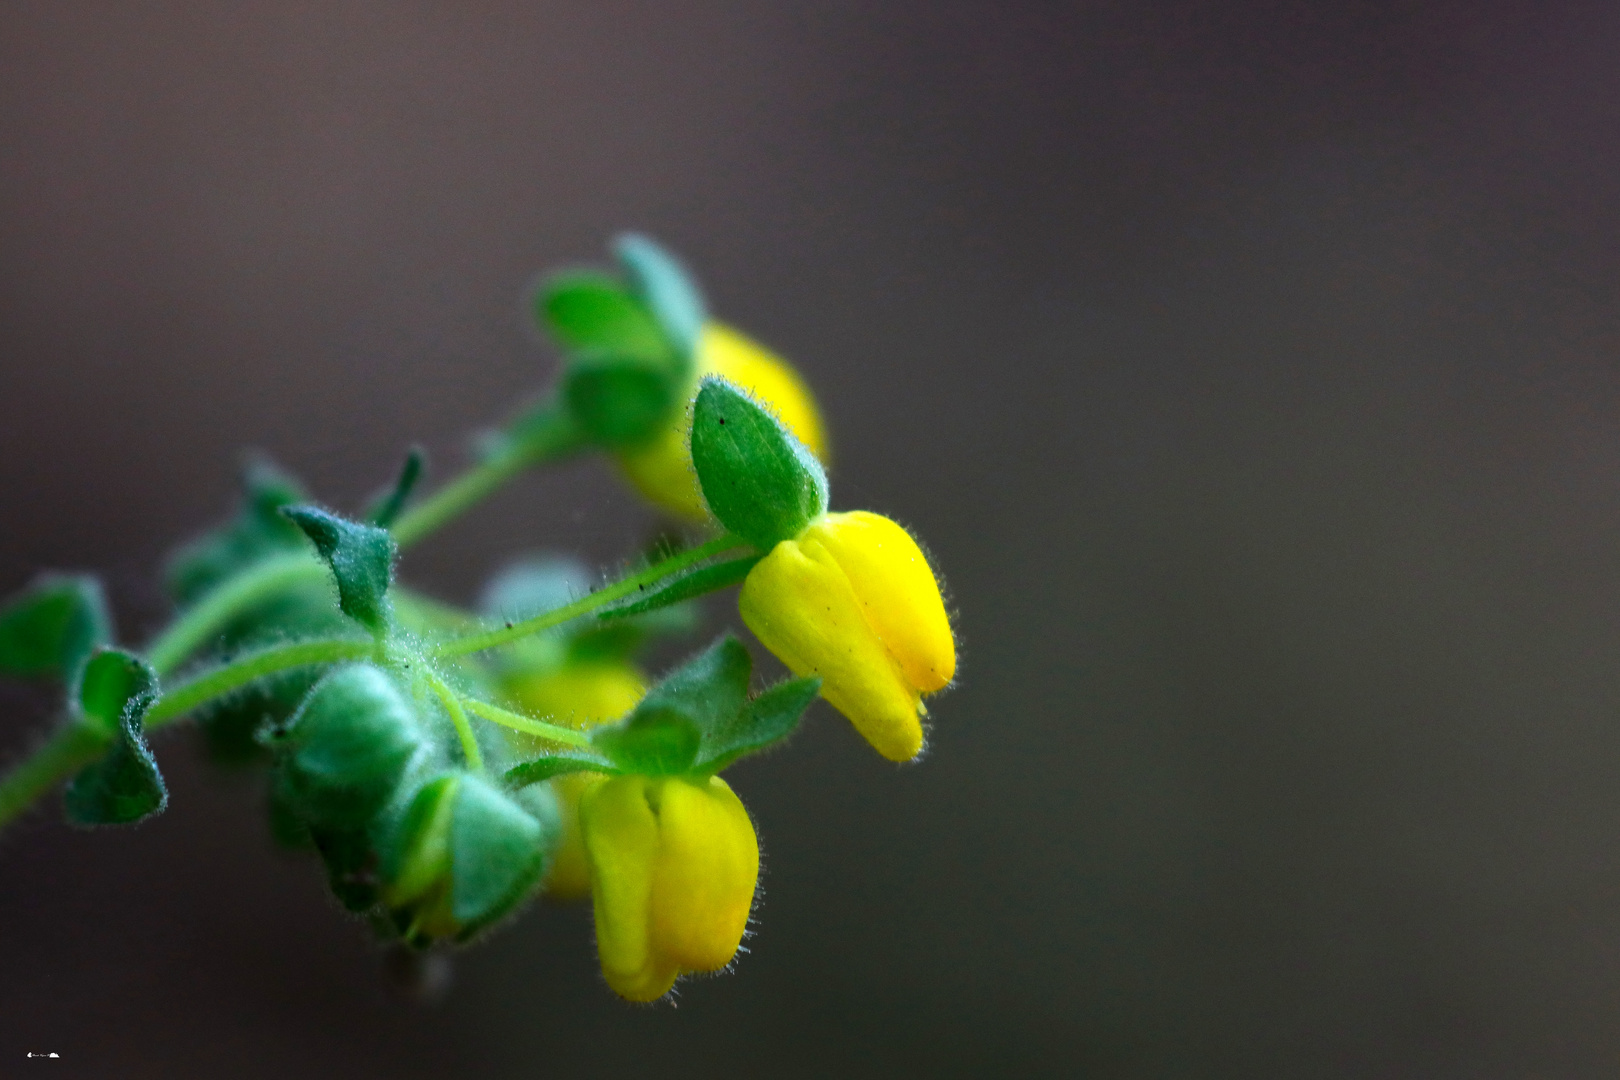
[649,776,758,973]
[543,771,605,900]
[616,321,828,521]
[503,661,647,901]
[739,537,924,761]
[579,775,678,1001]
[805,512,955,692]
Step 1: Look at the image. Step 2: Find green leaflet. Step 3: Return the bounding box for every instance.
[0,574,112,683]
[580,635,816,777]
[63,649,166,826]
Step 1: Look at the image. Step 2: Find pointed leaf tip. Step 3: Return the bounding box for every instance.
[282,506,396,632]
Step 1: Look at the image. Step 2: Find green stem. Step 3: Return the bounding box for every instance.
[423,672,485,772]
[146,637,376,730]
[461,698,594,751]
[391,404,584,549]
[0,722,105,829]
[146,553,327,676]
[433,535,748,659]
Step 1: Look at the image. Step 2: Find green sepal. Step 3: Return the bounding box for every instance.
[366,446,426,529]
[599,554,760,622]
[263,664,424,829]
[614,233,705,362]
[563,350,679,447]
[537,271,669,360]
[281,506,396,633]
[504,752,617,789]
[63,649,167,826]
[690,377,829,550]
[383,773,548,943]
[448,774,548,935]
[166,455,311,604]
[588,636,750,775]
[0,574,112,683]
[695,675,820,773]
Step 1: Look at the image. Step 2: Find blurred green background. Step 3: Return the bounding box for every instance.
[5,2,1620,1075]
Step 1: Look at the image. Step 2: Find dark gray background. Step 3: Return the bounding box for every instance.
[4,2,1620,1076]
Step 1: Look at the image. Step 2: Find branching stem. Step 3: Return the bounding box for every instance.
[146,637,377,730]
[433,535,748,658]
[146,553,327,676]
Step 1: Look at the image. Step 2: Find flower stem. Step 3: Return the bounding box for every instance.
[146,637,377,730]
[145,553,328,676]
[423,672,485,772]
[433,535,748,659]
[0,722,105,829]
[391,403,584,549]
[461,698,594,751]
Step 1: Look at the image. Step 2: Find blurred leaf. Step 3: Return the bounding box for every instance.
[563,351,679,447]
[366,446,426,529]
[0,574,112,683]
[538,271,668,360]
[166,455,310,604]
[614,233,706,360]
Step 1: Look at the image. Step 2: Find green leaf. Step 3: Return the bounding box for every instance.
[63,649,166,826]
[599,555,760,622]
[281,506,396,632]
[0,574,112,682]
[563,350,679,447]
[614,233,706,361]
[366,446,426,529]
[592,705,701,775]
[166,455,311,604]
[538,271,669,360]
[638,635,752,734]
[690,377,829,550]
[449,774,547,936]
[588,636,752,775]
[504,752,617,789]
[696,675,820,773]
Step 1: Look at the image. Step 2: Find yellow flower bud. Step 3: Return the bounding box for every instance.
[502,660,647,900]
[616,322,828,521]
[579,773,758,1002]
[738,511,954,762]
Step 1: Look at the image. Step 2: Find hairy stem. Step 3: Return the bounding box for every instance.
[146,553,327,676]
[433,535,748,658]
[423,672,485,772]
[461,698,595,751]
[0,722,105,829]
[146,637,377,730]
[391,404,584,549]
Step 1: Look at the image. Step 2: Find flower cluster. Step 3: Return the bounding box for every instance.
[0,235,955,1004]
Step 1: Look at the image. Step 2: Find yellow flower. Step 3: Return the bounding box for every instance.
[503,660,647,900]
[617,322,827,521]
[579,773,758,1002]
[739,510,954,762]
